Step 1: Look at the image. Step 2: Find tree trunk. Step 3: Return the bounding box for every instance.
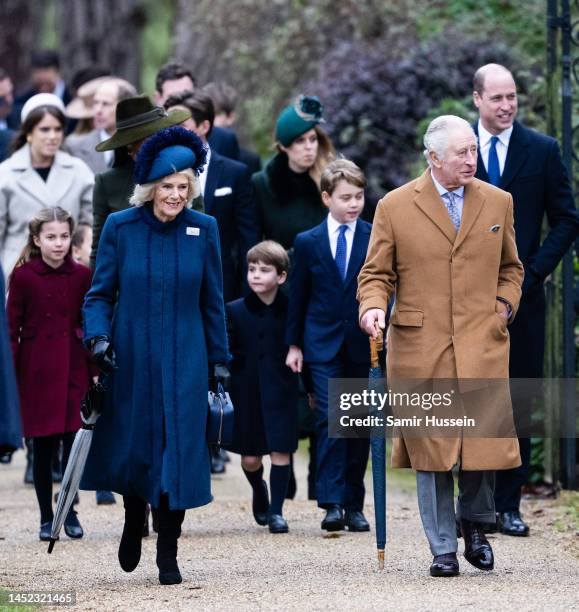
[0,0,43,95]
[56,0,146,88]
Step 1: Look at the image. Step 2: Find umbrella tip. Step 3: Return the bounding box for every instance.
[378,549,385,570]
[47,539,56,554]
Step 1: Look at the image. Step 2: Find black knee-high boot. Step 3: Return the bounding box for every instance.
[155,494,185,585]
[118,495,147,572]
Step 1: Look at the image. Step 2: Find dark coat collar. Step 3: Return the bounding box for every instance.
[27,254,77,275]
[140,202,186,233]
[265,152,321,204]
[244,289,288,314]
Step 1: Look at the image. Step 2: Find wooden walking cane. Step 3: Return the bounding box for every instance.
[369,323,385,569]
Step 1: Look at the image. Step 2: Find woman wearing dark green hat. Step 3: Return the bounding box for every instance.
[252,95,335,251]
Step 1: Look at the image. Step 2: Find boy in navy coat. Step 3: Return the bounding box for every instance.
[227,241,299,534]
[286,159,372,532]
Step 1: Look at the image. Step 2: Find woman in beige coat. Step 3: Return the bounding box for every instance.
[0,94,93,279]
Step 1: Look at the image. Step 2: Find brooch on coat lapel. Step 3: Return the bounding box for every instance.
[489,225,501,233]
[186,227,200,236]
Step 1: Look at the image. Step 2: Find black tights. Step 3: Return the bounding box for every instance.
[33,433,74,523]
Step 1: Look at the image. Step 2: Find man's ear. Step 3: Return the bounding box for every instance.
[321,190,331,207]
[473,90,481,109]
[429,151,442,169]
[200,120,211,138]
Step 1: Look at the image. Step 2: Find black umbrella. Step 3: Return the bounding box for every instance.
[48,378,106,553]
[369,330,386,569]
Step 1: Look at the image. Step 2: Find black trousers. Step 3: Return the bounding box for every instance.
[32,433,74,523]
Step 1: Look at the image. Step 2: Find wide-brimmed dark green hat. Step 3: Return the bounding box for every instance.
[95,95,191,152]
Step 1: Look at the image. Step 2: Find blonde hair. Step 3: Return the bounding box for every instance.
[129,168,199,207]
[13,206,74,269]
[247,240,289,274]
[320,158,366,195]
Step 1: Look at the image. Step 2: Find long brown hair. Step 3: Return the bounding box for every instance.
[13,207,74,270]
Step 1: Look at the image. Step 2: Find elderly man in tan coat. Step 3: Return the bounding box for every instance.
[358,115,523,577]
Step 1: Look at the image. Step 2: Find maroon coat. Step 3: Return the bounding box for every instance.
[7,256,93,438]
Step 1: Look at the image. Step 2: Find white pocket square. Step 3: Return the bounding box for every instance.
[214,186,233,197]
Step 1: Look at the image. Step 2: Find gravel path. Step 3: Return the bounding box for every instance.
[0,449,577,611]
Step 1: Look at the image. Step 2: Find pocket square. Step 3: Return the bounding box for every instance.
[186,226,200,236]
[489,225,501,233]
[214,186,233,197]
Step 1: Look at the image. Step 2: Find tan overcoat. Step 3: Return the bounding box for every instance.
[358,170,524,471]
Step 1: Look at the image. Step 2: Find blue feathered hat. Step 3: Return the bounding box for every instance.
[133,126,208,184]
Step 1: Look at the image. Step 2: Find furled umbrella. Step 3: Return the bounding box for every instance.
[369,329,386,569]
[48,377,106,553]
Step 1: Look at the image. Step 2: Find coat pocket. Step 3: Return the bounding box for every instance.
[390,310,423,327]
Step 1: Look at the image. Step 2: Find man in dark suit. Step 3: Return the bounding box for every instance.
[9,50,71,129]
[154,62,240,160]
[204,81,261,174]
[164,90,259,302]
[286,159,372,533]
[473,63,579,536]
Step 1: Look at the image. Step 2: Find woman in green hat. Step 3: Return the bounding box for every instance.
[252,95,334,251]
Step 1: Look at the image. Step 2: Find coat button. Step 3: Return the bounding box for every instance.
[46,313,52,318]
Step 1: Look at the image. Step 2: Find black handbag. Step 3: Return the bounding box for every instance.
[207,383,234,446]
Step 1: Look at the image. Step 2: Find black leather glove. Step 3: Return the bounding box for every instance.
[89,335,118,374]
[209,363,231,392]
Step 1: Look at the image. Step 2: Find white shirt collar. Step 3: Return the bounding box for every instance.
[477,119,513,149]
[430,172,464,199]
[327,212,357,234]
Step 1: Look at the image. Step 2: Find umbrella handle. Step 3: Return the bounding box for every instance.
[369,328,384,369]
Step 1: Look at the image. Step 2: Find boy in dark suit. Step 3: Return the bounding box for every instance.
[227,241,299,534]
[286,159,372,532]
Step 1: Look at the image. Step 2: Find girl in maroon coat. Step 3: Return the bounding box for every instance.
[7,206,93,541]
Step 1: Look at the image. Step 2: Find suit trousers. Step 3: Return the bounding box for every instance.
[416,469,495,556]
[308,354,370,511]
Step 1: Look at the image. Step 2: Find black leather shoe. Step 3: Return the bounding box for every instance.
[268,514,289,534]
[39,521,55,541]
[96,490,116,505]
[119,518,145,572]
[321,505,345,531]
[63,510,83,539]
[252,480,269,526]
[460,519,494,570]
[345,510,370,532]
[497,511,529,537]
[430,553,459,577]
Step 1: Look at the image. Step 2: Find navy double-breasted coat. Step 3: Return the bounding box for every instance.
[81,205,229,510]
[226,291,298,455]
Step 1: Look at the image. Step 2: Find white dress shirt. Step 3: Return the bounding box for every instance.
[198,146,211,196]
[431,173,465,222]
[327,213,356,270]
[477,119,512,175]
[99,129,114,167]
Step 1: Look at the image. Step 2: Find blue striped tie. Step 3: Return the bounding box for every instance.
[487,135,501,186]
[334,225,348,280]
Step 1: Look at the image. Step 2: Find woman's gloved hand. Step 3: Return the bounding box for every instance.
[89,336,118,374]
[209,363,231,392]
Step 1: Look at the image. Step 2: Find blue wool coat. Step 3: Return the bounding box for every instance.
[81,204,229,510]
[0,263,22,452]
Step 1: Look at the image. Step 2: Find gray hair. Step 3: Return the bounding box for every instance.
[129,167,200,207]
[423,115,475,165]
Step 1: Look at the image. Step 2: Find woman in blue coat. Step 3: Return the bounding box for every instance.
[0,263,22,455]
[81,127,229,586]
